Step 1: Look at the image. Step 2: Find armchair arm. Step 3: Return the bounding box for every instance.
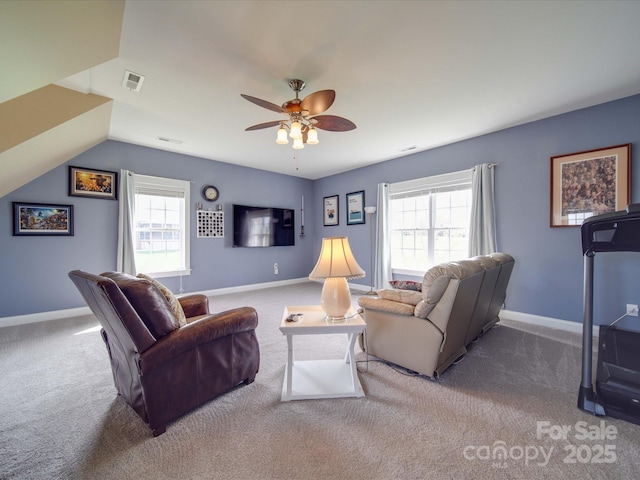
[138,306,258,373]
[177,294,209,318]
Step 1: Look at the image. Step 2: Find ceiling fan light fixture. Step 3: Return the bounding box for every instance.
[290,120,302,139]
[292,137,304,149]
[307,127,319,144]
[242,79,356,153]
[276,125,289,144]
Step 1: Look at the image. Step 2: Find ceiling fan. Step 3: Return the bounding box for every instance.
[241,79,356,149]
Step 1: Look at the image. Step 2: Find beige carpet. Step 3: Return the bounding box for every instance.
[1,282,639,479]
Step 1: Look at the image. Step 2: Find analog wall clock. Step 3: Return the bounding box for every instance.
[202,185,219,202]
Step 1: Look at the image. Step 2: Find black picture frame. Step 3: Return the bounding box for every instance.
[69,166,118,200]
[323,195,339,226]
[13,202,74,236]
[346,190,365,225]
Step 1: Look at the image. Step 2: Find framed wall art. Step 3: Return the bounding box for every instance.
[69,166,118,200]
[346,190,365,225]
[550,143,631,227]
[13,202,74,236]
[323,195,339,226]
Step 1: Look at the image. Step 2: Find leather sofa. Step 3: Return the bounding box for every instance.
[357,253,514,378]
[68,270,260,436]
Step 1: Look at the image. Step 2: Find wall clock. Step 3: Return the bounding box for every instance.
[202,185,219,202]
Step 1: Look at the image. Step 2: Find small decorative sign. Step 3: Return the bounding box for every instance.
[197,210,224,237]
[323,195,339,226]
[346,190,365,225]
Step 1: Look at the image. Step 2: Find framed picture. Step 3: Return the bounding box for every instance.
[13,202,74,236]
[323,195,339,226]
[69,166,118,200]
[550,143,631,227]
[346,190,365,225]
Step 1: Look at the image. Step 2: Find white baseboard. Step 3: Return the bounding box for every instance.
[500,309,598,336]
[195,277,309,297]
[0,306,93,328]
[0,277,311,328]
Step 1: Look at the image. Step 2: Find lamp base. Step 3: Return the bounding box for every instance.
[325,315,348,323]
[366,289,377,296]
[320,277,352,321]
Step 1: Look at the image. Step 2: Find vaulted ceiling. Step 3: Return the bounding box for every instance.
[3,0,640,198]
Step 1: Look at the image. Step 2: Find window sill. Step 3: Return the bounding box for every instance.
[145,269,192,279]
[391,268,425,278]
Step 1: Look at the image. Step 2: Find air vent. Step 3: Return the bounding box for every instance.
[122,70,145,92]
[157,136,183,145]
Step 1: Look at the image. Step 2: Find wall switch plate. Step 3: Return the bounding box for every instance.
[274,263,278,275]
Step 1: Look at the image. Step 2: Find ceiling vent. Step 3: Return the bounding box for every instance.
[122,70,145,92]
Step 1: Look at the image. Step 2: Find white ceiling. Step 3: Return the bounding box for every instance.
[57,0,640,180]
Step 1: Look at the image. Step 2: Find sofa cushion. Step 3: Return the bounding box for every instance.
[137,273,187,327]
[377,288,423,306]
[389,280,422,292]
[102,272,179,339]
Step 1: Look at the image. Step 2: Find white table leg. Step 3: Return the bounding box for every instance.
[286,334,294,397]
[345,332,359,391]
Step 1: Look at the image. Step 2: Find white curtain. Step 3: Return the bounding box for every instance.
[117,169,137,274]
[374,182,392,290]
[468,163,497,257]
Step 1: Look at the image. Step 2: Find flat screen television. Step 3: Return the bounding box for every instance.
[233,204,295,247]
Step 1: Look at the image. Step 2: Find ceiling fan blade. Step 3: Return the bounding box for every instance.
[240,94,287,114]
[245,120,282,131]
[312,115,357,132]
[301,90,335,116]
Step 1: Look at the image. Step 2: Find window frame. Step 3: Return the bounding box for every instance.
[389,169,472,276]
[133,174,191,278]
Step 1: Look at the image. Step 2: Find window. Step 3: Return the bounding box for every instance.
[389,170,472,275]
[133,174,190,277]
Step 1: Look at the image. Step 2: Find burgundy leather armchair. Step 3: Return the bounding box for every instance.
[68,270,260,436]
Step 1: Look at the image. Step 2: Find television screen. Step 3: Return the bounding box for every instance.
[233,204,295,247]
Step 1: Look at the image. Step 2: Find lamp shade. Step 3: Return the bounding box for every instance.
[292,136,304,149]
[290,120,302,139]
[364,206,377,215]
[309,237,365,281]
[276,125,289,144]
[306,127,319,144]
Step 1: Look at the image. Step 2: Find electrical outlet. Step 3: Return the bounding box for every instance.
[626,304,638,316]
[274,263,279,275]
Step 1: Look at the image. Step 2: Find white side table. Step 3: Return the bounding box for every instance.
[279,305,366,401]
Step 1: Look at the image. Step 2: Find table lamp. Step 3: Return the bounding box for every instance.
[309,237,365,322]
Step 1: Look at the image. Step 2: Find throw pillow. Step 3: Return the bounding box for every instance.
[137,273,188,327]
[389,280,422,292]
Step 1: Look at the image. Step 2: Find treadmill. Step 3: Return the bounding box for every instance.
[579,204,640,424]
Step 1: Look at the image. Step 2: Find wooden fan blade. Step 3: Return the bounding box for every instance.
[311,115,356,132]
[301,90,335,116]
[245,120,283,131]
[241,94,287,114]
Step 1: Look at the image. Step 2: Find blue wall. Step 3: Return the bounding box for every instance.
[0,141,315,317]
[1,94,639,324]
[313,94,640,324]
